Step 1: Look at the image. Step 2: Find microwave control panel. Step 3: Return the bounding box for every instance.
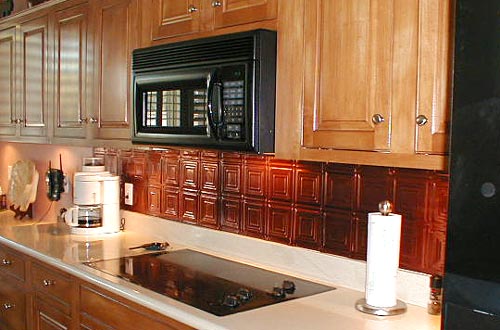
[222,80,245,140]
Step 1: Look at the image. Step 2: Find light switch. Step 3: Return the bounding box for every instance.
[124,183,133,206]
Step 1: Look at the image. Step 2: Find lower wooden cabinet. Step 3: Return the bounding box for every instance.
[33,295,72,330]
[0,242,194,330]
[0,274,27,330]
[80,284,194,330]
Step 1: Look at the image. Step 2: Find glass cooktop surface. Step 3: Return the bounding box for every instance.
[84,249,334,316]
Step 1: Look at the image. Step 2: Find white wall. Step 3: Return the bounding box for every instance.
[0,142,93,221]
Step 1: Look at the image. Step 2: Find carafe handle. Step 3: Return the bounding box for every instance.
[64,207,79,227]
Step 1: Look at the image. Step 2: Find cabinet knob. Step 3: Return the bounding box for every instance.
[1,259,12,266]
[11,118,22,124]
[371,114,385,125]
[188,5,198,13]
[42,279,55,286]
[416,115,428,126]
[84,117,98,124]
[3,303,14,310]
[212,0,222,7]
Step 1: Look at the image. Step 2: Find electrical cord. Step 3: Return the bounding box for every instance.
[35,201,53,223]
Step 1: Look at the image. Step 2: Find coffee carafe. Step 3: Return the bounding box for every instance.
[64,158,120,235]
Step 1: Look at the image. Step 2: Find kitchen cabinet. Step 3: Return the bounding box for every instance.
[52,2,90,141]
[79,284,194,330]
[0,244,27,330]
[31,261,76,330]
[275,0,452,170]
[18,14,50,141]
[0,242,194,330]
[0,12,50,143]
[89,0,140,142]
[0,27,17,139]
[148,0,277,42]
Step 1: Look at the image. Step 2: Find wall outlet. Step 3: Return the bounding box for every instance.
[63,174,70,194]
[124,183,133,206]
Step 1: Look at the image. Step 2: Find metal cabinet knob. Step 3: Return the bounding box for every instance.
[416,115,428,126]
[2,259,12,266]
[88,117,98,124]
[42,279,55,287]
[212,0,222,7]
[371,114,385,125]
[188,5,198,13]
[3,303,14,310]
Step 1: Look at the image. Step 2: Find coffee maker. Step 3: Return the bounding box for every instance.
[64,158,120,235]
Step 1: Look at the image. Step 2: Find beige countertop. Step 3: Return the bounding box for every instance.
[0,210,442,330]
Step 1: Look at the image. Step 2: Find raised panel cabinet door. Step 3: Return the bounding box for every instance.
[33,297,71,330]
[80,284,195,330]
[213,0,277,29]
[53,3,89,140]
[0,275,26,330]
[91,0,139,140]
[0,27,17,138]
[19,15,49,140]
[302,0,394,151]
[151,0,202,40]
[415,0,452,154]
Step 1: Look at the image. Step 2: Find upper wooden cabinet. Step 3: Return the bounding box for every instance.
[0,27,17,139]
[89,0,140,142]
[276,0,452,170]
[415,0,452,155]
[302,0,393,152]
[0,13,50,143]
[148,0,277,42]
[52,3,90,141]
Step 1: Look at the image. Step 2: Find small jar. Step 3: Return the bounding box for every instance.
[427,275,443,315]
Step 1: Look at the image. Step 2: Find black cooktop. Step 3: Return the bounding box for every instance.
[84,249,334,316]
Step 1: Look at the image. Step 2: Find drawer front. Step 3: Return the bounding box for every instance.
[80,285,194,330]
[0,275,26,330]
[0,246,26,282]
[32,262,73,314]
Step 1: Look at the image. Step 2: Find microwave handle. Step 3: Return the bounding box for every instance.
[206,71,223,139]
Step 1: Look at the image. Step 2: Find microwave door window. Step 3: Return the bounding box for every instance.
[139,84,208,135]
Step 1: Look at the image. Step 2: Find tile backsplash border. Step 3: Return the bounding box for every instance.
[95,147,449,275]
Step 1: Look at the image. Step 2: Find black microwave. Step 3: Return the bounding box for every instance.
[131,30,277,153]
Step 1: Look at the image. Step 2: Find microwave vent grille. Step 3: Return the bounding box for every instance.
[133,36,256,71]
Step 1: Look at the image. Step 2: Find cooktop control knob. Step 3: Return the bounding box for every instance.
[282,280,296,294]
[222,294,240,308]
[237,288,252,301]
[270,286,286,299]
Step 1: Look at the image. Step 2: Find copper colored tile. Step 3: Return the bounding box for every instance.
[266,202,292,244]
[199,193,219,229]
[221,197,241,233]
[243,198,266,238]
[293,207,323,250]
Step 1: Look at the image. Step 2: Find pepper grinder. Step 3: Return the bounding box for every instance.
[427,275,443,315]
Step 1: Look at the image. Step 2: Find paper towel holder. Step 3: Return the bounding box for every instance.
[355,298,407,316]
[355,200,407,316]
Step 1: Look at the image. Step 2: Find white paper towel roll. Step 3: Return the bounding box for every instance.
[365,212,402,308]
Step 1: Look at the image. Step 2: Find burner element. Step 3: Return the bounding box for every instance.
[270,286,286,299]
[222,294,241,308]
[237,288,252,301]
[282,280,296,294]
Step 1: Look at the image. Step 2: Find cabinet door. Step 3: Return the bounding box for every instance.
[415,0,452,154]
[213,0,277,29]
[151,0,202,40]
[33,296,71,330]
[19,15,49,140]
[0,275,26,330]
[53,3,90,140]
[80,284,195,330]
[91,0,139,140]
[0,27,17,138]
[302,0,394,151]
